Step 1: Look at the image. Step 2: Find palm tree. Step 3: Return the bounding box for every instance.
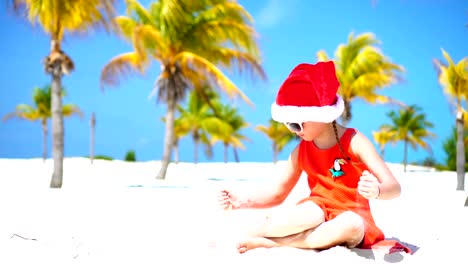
[380,105,435,172]
[100,0,266,179]
[317,32,405,125]
[170,117,187,164]
[433,49,468,190]
[255,119,297,163]
[210,103,250,163]
[176,89,227,163]
[90,112,96,164]
[442,127,468,171]
[161,114,192,163]
[372,126,396,159]
[10,0,116,188]
[3,85,82,162]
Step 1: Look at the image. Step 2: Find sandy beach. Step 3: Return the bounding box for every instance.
[0,158,467,264]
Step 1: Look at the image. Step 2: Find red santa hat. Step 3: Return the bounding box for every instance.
[271,61,344,123]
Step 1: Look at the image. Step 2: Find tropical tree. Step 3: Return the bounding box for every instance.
[210,103,250,163]
[100,0,266,179]
[442,126,468,171]
[171,117,189,163]
[317,32,405,125]
[176,89,227,163]
[3,85,82,162]
[372,126,396,159]
[161,113,193,163]
[90,112,96,164]
[255,119,297,163]
[380,105,435,172]
[10,0,116,188]
[433,49,468,190]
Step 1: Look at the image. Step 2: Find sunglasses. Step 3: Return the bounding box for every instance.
[285,122,304,133]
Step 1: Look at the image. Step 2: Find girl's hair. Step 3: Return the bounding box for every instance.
[332,121,364,169]
[332,120,351,161]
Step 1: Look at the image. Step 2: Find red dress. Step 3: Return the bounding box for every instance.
[297,128,384,247]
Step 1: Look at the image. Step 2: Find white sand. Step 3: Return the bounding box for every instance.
[0,158,467,264]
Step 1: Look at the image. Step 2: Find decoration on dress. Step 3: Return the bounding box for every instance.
[330,158,347,177]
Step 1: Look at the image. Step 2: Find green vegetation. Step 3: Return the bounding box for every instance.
[372,126,396,160]
[124,150,137,162]
[94,155,114,161]
[374,105,435,172]
[442,127,468,172]
[171,88,251,163]
[173,88,223,163]
[256,119,298,163]
[317,32,405,125]
[434,49,468,190]
[10,0,115,188]
[5,1,468,191]
[3,85,82,162]
[209,102,250,163]
[99,0,266,179]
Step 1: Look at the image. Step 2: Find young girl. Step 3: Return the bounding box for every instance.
[217,61,402,254]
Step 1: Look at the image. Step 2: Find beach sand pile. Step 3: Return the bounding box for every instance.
[0,158,467,263]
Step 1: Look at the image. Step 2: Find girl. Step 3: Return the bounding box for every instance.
[217,61,402,254]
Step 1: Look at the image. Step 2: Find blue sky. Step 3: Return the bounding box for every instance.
[0,0,467,164]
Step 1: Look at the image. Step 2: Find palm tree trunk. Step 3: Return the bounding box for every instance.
[42,119,47,163]
[224,143,228,163]
[403,139,408,173]
[194,139,199,164]
[273,143,278,164]
[49,67,64,188]
[90,112,95,164]
[233,148,240,163]
[173,140,179,164]
[157,98,176,180]
[456,113,465,190]
[341,99,352,125]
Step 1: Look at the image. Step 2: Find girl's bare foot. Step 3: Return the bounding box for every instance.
[236,237,279,254]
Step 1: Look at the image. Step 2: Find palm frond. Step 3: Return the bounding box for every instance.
[200,48,266,81]
[62,104,84,119]
[125,0,154,26]
[13,0,116,41]
[435,49,468,111]
[316,50,331,62]
[3,104,40,121]
[177,51,253,106]
[100,52,148,88]
[115,15,137,41]
[133,24,167,59]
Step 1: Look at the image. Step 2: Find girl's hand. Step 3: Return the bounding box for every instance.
[217,189,239,210]
[357,170,380,200]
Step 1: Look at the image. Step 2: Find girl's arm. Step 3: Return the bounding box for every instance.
[223,145,303,209]
[351,131,401,200]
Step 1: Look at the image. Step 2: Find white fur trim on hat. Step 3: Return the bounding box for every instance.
[271,95,344,123]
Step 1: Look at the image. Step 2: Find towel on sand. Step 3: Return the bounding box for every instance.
[364,239,412,254]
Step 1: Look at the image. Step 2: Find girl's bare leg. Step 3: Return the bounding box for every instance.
[238,211,365,254]
[246,201,325,238]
